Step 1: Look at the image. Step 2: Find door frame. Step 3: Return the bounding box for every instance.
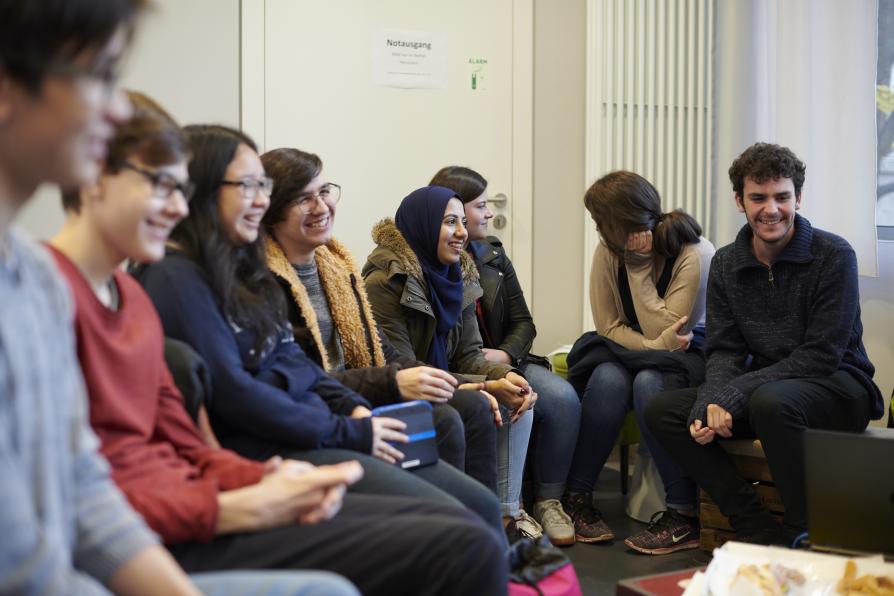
[238,0,534,295]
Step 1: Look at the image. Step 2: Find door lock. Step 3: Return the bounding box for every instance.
[493,214,507,230]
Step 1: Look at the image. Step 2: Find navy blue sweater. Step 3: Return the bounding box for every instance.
[137,252,373,459]
[692,215,882,425]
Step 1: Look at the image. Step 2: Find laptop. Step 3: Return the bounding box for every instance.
[804,427,894,555]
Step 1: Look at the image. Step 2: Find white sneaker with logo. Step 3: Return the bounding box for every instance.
[513,509,544,540]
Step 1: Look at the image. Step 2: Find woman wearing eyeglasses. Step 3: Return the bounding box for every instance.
[260,148,502,496]
[136,127,504,538]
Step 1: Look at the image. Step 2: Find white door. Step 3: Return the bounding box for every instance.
[241,0,532,291]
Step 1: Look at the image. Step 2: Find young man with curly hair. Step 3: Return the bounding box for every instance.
[645,142,883,545]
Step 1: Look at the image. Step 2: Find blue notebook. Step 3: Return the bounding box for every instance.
[370,400,439,469]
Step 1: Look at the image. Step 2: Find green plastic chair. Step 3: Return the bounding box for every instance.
[552,352,640,494]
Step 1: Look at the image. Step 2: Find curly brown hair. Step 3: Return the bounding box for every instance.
[728,142,806,197]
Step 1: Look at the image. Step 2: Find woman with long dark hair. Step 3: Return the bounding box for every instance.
[430,166,582,547]
[136,125,503,538]
[565,170,715,554]
[363,186,541,539]
[260,147,500,492]
[51,94,505,596]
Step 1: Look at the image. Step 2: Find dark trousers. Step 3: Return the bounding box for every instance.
[447,389,499,494]
[645,370,870,534]
[170,494,508,596]
[432,401,466,469]
[260,447,505,546]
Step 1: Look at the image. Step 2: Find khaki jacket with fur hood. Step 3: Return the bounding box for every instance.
[266,235,415,405]
[362,219,515,381]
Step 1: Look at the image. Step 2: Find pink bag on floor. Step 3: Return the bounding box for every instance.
[508,536,582,596]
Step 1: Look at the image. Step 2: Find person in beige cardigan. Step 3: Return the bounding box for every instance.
[563,171,715,555]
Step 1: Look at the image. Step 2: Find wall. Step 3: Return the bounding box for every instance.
[16,0,586,347]
[13,1,888,417]
[530,0,587,354]
[16,0,240,241]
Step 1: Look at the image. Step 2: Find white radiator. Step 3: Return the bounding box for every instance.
[583,0,714,331]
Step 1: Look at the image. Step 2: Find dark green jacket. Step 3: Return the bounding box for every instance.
[362,219,516,381]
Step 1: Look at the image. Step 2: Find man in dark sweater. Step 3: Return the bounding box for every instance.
[645,142,883,543]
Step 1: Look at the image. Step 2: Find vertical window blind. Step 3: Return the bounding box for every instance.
[583,0,714,330]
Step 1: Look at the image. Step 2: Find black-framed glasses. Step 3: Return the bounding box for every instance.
[220,177,274,200]
[45,58,123,89]
[121,162,194,202]
[292,183,341,214]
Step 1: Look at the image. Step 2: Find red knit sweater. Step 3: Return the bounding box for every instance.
[49,247,264,544]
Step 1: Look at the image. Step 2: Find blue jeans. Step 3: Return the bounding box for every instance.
[522,363,581,500]
[496,406,533,516]
[191,571,359,596]
[566,362,695,509]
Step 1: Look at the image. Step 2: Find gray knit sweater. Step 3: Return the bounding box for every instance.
[691,214,882,425]
[0,228,156,593]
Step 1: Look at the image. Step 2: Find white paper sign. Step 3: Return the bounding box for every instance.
[372,29,448,89]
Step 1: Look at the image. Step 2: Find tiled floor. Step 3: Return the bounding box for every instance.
[560,468,712,595]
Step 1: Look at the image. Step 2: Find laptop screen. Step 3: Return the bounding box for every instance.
[805,428,894,555]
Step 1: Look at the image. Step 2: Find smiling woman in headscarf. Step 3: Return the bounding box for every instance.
[363,185,543,539]
[394,186,465,368]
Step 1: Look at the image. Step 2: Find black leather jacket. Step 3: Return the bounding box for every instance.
[468,237,536,367]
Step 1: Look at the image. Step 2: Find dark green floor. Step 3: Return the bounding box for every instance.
[560,467,711,595]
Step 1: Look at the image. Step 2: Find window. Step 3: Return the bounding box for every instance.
[877,0,894,238]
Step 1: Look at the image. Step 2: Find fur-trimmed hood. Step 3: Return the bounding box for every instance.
[265,235,385,371]
[367,218,480,285]
[363,219,512,381]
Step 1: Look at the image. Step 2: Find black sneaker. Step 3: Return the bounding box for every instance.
[624,509,700,555]
[561,493,614,543]
[738,524,788,547]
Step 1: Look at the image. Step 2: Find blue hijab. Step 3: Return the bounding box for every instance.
[395,186,465,370]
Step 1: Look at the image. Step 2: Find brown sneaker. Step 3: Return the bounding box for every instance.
[561,493,614,543]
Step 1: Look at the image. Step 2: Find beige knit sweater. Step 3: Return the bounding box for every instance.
[589,237,715,352]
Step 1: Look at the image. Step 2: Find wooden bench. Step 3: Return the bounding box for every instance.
[699,439,785,551]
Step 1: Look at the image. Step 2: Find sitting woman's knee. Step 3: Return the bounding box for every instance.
[589,361,628,386]
[632,369,664,406]
[548,376,581,414]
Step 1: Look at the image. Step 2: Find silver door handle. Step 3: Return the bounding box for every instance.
[490,192,508,208]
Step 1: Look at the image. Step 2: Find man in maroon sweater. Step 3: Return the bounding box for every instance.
[49,91,507,596]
